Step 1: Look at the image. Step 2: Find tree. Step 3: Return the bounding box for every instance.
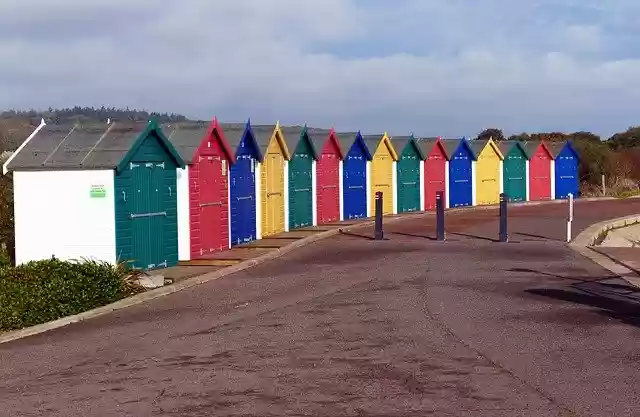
[606,126,640,150]
[569,131,601,143]
[476,128,505,141]
[507,132,530,141]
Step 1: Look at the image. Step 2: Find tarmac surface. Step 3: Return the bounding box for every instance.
[1,199,640,417]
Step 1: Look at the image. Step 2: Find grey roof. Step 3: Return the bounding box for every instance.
[546,141,568,159]
[6,121,149,171]
[520,140,546,159]
[440,138,463,159]
[417,137,441,156]
[279,125,306,155]
[164,121,209,163]
[250,124,278,160]
[361,134,385,155]
[336,132,359,154]
[305,127,338,158]
[219,122,248,151]
[390,136,425,159]
[468,139,489,159]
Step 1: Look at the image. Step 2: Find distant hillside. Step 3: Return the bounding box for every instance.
[0,107,192,152]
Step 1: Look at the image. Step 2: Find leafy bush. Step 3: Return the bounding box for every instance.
[0,258,144,331]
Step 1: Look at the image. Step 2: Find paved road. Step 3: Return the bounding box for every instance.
[1,199,640,417]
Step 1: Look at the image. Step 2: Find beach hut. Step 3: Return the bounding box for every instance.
[340,131,371,219]
[443,138,475,207]
[252,123,291,237]
[469,138,504,205]
[362,133,398,215]
[418,137,448,210]
[281,125,314,229]
[392,135,424,213]
[548,141,580,199]
[166,119,236,261]
[522,140,553,201]
[307,127,344,224]
[3,120,185,269]
[221,121,262,245]
[498,140,528,202]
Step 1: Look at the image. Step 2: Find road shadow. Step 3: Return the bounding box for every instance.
[449,232,498,243]
[526,287,640,328]
[514,232,562,242]
[388,231,437,241]
[338,230,375,240]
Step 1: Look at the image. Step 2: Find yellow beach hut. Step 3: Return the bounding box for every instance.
[362,133,398,215]
[469,138,504,205]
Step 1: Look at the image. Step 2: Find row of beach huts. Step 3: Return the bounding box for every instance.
[2,118,579,270]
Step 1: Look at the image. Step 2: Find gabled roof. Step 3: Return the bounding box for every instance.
[361,133,398,160]
[417,137,445,157]
[391,135,426,160]
[164,118,235,164]
[306,127,344,160]
[279,125,309,156]
[219,120,262,160]
[500,140,530,159]
[336,131,372,160]
[546,140,579,160]
[520,140,552,160]
[250,123,291,161]
[4,119,185,172]
[441,138,464,160]
[468,138,504,160]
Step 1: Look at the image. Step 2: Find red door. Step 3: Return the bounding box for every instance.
[197,155,227,254]
[316,152,340,224]
[529,147,551,201]
[424,151,447,210]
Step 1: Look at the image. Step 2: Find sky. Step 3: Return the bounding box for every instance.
[1,0,639,138]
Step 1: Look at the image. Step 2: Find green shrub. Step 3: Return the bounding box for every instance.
[0,258,144,331]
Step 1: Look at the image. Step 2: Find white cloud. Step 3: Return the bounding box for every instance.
[0,0,639,138]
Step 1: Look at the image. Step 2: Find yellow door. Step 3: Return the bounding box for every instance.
[476,147,500,205]
[370,152,394,215]
[261,144,285,237]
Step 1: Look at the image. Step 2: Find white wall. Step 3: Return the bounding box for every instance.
[445,160,450,209]
[255,161,262,240]
[338,160,344,221]
[419,160,425,211]
[525,160,530,201]
[471,161,477,206]
[499,160,504,194]
[311,160,317,226]
[366,161,372,217]
[13,170,116,265]
[392,160,398,214]
[176,166,191,261]
[284,160,290,232]
[550,160,556,199]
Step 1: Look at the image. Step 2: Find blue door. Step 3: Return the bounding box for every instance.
[448,147,472,207]
[343,144,367,219]
[554,146,579,199]
[230,152,257,245]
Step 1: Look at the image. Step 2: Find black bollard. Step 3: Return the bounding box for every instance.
[374,191,384,240]
[436,191,445,241]
[499,193,508,243]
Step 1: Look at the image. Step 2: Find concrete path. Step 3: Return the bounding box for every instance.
[1,199,640,417]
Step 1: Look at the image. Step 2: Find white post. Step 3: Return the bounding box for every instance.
[566,193,574,242]
[601,174,606,197]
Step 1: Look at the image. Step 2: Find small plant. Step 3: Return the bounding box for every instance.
[0,258,144,331]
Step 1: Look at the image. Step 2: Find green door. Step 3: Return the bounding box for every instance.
[115,132,179,271]
[288,139,313,229]
[129,162,169,269]
[396,146,421,213]
[503,149,527,202]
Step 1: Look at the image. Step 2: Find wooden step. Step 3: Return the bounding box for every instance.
[179,259,241,267]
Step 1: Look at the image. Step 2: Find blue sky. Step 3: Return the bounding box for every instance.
[1,0,639,138]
